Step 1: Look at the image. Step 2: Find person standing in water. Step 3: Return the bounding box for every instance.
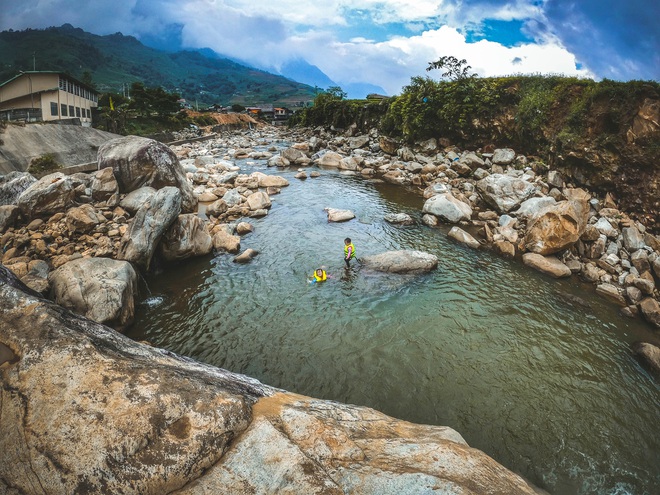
[344,238,355,268]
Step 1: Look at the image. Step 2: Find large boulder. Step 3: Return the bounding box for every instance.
[98,135,197,213]
[48,257,137,330]
[246,191,271,211]
[16,172,75,219]
[361,250,438,274]
[0,204,20,231]
[0,171,36,205]
[117,186,182,270]
[639,297,660,329]
[524,200,589,255]
[422,193,472,223]
[316,151,344,168]
[476,174,536,213]
[513,197,557,221]
[159,214,213,262]
[448,226,480,249]
[0,270,541,495]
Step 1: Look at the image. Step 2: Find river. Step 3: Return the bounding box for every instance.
[127,146,660,495]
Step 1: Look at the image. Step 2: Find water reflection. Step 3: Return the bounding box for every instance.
[128,161,660,495]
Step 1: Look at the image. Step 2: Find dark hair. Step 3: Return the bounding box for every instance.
[345,237,351,243]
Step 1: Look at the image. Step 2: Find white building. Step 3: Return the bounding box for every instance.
[0,71,98,126]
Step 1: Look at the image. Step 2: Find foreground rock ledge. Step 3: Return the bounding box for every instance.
[0,267,542,494]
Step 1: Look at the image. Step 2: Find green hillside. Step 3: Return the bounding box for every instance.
[0,24,316,107]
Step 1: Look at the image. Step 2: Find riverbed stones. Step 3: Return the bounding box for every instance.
[360,250,438,274]
[595,283,628,306]
[422,193,472,223]
[325,208,355,222]
[492,148,516,165]
[48,257,137,330]
[522,253,572,278]
[117,186,182,270]
[65,204,104,234]
[159,214,213,262]
[98,135,197,213]
[252,171,289,188]
[476,174,536,213]
[17,172,75,219]
[448,226,481,249]
[0,204,19,231]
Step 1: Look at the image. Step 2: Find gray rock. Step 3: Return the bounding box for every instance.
[120,186,157,215]
[422,193,472,223]
[17,172,75,219]
[513,197,557,221]
[492,148,516,165]
[90,166,119,204]
[0,171,37,205]
[117,187,182,270]
[384,213,415,225]
[622,226,645,252]
[325,208,355,222]
[448,227,480,249]
[48,257,137,330]
[476,174,535,213]
[159,214,213,262]
[522,253,572,278]
[98,135,197,213]
[361,250,438,274]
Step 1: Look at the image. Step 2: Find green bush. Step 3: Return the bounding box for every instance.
[30,153,61,174]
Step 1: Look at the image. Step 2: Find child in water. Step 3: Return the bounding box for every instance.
[344,238,355,267]
[309,267,328,283]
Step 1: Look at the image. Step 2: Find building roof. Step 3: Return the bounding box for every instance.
[0,71,98,94]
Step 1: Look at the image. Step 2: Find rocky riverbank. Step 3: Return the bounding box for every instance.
[1,122,659,491]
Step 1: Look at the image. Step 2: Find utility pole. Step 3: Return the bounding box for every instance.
[32,52,35,71]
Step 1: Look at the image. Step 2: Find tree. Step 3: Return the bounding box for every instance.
[325,86,347,100]
[426,56,474,81]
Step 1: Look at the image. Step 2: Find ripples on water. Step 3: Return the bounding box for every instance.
[129,156,660,495]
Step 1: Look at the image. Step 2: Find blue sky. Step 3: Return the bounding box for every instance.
[1,0,658,96]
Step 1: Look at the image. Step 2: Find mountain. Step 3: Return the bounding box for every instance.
[274,59,387,99]
[0,24,316,107]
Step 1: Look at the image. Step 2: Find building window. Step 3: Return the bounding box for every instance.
[61,104,67,116]
[59,77,66,90]
[86,108,91,118]
[67,81,72,93]
[50,102,58,116]
[69,105,74,116]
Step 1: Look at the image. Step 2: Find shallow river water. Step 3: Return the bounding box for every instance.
[128,149,660,495]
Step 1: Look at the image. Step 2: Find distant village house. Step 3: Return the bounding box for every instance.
[0,71,98,126]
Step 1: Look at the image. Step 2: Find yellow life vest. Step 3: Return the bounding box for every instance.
[344,243,355,259]
[313,270,327,282]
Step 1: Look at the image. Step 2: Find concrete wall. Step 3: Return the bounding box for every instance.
[0,122,119,174]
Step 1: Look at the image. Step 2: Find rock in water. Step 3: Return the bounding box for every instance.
[48,257,137,330]
[0,272,542,495]
[159,214,213,262]
[117,186,182,270]
[325,208,355,222]
[361,250,438,274]
[98,135,197,213]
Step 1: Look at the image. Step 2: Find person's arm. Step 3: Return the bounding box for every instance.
[346,246,353,259]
